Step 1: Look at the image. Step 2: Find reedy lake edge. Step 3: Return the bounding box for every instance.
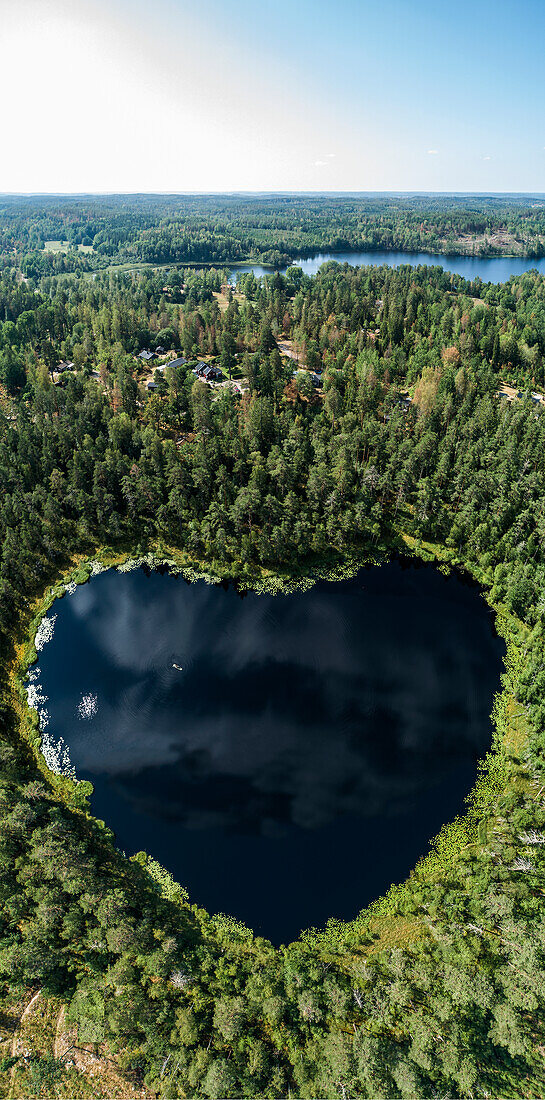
[9,531,528,952]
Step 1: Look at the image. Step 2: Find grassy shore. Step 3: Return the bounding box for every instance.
[0,531,534,1096]
[6,528,530,954]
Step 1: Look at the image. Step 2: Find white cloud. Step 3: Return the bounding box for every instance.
[482,155,492,161]
[53,572,500,835]
[314,160,328,167]
[427,149,439,155]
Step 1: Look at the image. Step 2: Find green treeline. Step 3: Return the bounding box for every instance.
[1,259,545,1097]
[3,193,545,278]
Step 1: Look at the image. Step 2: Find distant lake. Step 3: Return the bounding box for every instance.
[37,562,504,944]
[231,249,545,285]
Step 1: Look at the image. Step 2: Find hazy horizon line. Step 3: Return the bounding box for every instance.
[1,190,545,199]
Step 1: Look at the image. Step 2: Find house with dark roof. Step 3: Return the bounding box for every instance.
[192,361,224,383]
[138,349,156,362]
[203,364,224,382]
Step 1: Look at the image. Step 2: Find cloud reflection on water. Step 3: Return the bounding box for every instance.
[49,566,503,838]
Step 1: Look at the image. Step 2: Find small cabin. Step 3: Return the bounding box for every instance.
[192,361,224,383]
[203,364,224,382]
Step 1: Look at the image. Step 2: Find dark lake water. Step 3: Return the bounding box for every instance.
[37,562,504,944]
[230,249,545,285]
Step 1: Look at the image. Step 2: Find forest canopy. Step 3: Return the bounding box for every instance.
[1,247,545,1097]
[2,192,545,279]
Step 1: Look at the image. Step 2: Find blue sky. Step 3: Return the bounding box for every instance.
[2,0,544,191]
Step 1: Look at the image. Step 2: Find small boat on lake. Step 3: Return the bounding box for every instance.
[172,663,183,671]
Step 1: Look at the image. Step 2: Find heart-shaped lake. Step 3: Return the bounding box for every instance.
[36,560,504,944]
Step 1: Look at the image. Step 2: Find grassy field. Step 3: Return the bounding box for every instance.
[212,287,245,313]
[43,240,70,253]
[42,241,94,254]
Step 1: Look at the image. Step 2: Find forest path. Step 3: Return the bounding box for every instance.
[8,989,42,1098]
[53,1003,66,1060]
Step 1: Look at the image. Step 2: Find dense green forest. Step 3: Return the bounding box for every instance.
[1,252,545,1098]
[2,193,545,279]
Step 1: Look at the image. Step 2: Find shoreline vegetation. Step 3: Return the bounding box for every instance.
[12,535,526,954]
[91,246,540,287]
[21,242,545,286]
[6,193,545,282]
[3,533,535,1094]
